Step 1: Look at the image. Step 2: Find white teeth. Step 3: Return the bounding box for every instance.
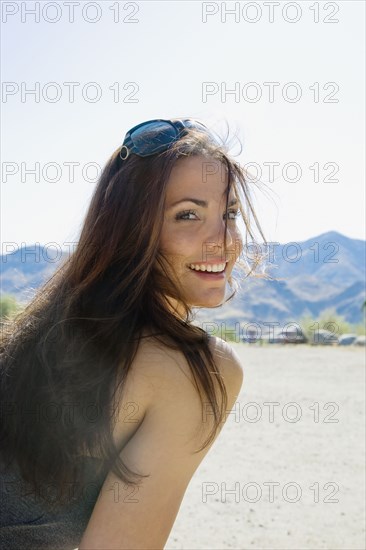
[188,263,226,273]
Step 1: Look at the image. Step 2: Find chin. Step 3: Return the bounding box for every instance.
[190,294,226,309]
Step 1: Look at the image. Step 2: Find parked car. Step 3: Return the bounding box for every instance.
[266,326,308,344]
[241,329,262,344]
[309,329,339,345]
[353,335,366,346]
[338,334,357,346]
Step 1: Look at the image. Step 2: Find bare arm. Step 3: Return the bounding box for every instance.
[78,336,243,550]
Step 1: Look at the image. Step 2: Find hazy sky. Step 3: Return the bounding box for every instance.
[1,0,365,252]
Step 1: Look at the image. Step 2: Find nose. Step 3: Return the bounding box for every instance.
[204,215,235,263]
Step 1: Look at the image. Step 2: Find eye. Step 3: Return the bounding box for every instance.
[175,209,198,221]
[226,208,241,220]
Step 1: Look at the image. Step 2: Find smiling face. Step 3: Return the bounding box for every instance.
[158,154,243,314]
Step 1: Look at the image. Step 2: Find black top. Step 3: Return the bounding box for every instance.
[0,454,110,549]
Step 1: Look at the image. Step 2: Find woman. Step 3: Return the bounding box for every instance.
[0,118,267,549]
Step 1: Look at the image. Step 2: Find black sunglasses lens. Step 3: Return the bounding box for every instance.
[131,121,178,155]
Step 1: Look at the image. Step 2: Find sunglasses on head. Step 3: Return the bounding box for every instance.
[119,118,211,160]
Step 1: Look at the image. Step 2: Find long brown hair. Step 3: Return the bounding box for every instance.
[0,120,267,507]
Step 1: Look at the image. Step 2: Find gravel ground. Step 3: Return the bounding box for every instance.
[165,344,366,550]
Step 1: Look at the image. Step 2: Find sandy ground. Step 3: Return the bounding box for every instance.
[165,344,365,550]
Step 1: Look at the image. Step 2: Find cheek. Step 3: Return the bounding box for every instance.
[160,225,197,256]
[159,231,199,275]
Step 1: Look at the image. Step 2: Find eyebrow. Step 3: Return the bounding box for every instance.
[168,197,239,209]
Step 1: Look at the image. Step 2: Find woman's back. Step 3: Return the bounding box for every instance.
[78,334,243,549]
[0,334,243,549]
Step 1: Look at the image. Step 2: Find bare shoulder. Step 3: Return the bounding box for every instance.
[120,330,202,406]
[124,331,244,411]
[208,335,244,391]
